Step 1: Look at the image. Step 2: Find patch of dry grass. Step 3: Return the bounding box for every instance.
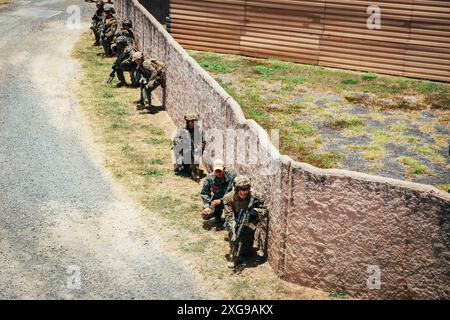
[190,50,450,164]
[72,31,331,300]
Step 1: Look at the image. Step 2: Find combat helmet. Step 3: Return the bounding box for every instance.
[96,0,104,7]
[184,112,199,121]
[116,35,129,46]
[234,175,251,189]
[104,3,115,13]
[122,19,133,28]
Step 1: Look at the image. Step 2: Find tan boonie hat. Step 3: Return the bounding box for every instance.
[212,159,225,172]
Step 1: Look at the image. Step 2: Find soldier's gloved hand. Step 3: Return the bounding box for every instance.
[230,232,237,242]
[249,209,259,222]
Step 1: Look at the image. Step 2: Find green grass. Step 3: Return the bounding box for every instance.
[111,120,129,129]
[148,158,164,165]
[142,167,164,177]
[341,79,359,85]
[113,169,125,178]
[140,124,165,135]
[189,49,449,173]
[326,116,365,129]
[145,137,172,146]
[329,289,348,299]
[109,101,128,116]
[398,156,431,176]
[121,143,134,154]
[362,73,376,81]
[418,82,439,93]
[197,51,243,73]
[363,145,386,161]
[436,184,450,192]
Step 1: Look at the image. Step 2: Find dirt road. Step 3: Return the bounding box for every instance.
[0,0,208,299]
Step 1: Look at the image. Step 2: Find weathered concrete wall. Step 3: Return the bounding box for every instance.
[114,0,450,299]
[285,163,450,299]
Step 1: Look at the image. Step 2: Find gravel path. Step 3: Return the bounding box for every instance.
[0,0,207,299]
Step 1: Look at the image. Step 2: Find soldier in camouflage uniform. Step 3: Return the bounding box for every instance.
[172,112,205,181]
[133,52,166,111]
[115,19,135,43]
[111,19,134,54]
[100,4,118,57]
[91,0,105,46]
[201,159,237,227]
[224,175,267,267]
[110,36,138,87]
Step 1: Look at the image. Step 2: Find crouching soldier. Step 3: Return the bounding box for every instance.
[224,175,267,268]
[108,36,138,87]
[111,19,134,53]
[172,112,205,181]
[100,4,118,56]
[91,0,105,46]
[133,52,166,111]
[115,19,134,43]
[200,159,236,227]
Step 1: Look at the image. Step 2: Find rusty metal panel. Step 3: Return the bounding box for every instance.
[170,0,450,82]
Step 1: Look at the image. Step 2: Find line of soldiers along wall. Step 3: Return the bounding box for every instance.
[114,0,450,299]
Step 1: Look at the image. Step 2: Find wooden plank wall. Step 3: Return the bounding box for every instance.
[170,0,450,82]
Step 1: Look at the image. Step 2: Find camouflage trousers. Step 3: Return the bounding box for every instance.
[92,27,101,44]
[101,35,114,56]
[229,226,255,258]
[139,77,164,107]
[117,61,138,87]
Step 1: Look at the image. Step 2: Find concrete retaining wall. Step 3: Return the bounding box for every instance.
[114,0,450,299]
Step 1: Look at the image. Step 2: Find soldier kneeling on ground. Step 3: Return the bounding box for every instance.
[115,19,135,43]
[108,36,138,87]
[91,0,105,46]
[224,175,267,268]
[111,19,134,54]
[132,52,166,111]
[100,4,118,57]
[172,112,205,181]
[200,159,236,229]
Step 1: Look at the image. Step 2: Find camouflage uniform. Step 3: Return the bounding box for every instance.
[91,1,105,46]
[224,177,267,260]
[201,170,237,223]
[112,19,134,53]
[172,112,205,180]
[115,26,135,43]
[100,5,118,56]
[136,58,166,109]
[113,38,138,87]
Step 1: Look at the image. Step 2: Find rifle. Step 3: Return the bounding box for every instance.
[107,64,116,83]
[229,209,250,262]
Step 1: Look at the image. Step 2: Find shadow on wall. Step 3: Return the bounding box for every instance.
[138,0,169,25]
[114,0,450,299]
